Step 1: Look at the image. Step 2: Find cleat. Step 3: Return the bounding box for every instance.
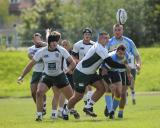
[35,115,42,121]
[132,99,136,105]
[83,107,97,117]
[104,107,109,117]
[70,109,80,119]
[62,109,69,120]
[109,111,114,119]
[118,112,123,118]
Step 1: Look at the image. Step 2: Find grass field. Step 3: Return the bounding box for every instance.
[0,94,160,128]
[0,47,160,97]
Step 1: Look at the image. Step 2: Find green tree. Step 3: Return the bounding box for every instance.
[144,0,160,45]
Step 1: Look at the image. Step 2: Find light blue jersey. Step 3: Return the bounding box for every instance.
[106,36,139,69]
[107,36,139,57]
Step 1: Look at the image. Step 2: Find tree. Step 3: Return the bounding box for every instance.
[144,0,160,45]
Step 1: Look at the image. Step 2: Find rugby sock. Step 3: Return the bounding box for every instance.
[105,93,113,113]
[37,112,42,116]
[85,99,95,108]
[59,107,63,112]
[86,91,94,101]
[112,97,121,111]
[52,110,57,117]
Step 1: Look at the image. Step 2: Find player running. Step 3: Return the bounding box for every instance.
[18,32,77,121]
[72,28,95,105]
[62,31,130,120]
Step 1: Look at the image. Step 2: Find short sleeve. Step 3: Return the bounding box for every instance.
[33,50,42,62]
[129,40,139,57]
[59,47,71,59]
[72,42,79,53]
[96,45,109,60]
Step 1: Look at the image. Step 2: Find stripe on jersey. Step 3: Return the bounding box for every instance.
[82,53,101,68]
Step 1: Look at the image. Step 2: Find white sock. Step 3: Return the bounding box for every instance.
[83,94,87,102]
[59,107,63,112]
[37,112,42,116]
[52,110,57,117]
[64,99,68,104]
[86,91,94,100]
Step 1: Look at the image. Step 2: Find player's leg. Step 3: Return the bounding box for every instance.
[84,85,94,105]
[51,86,61,119]
[30,72,47,115]
[36,82,49,121]
[118,72,129,118]
[58,93,66,118]
[84,79,106,117]
[109,81,122,119]
[130,69,136,105]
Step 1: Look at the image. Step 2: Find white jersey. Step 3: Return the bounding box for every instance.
[72,40,95,60]
[28,45,44,72]
[33,45,71,76]
[76,43,109,75]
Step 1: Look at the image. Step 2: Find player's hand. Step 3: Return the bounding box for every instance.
[64,68,73,74]
[127,73,133,81]
[17,76,23,85]
[136,63,141,71]
[125,64,131,73]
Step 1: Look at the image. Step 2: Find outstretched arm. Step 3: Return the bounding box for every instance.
[17,59,36,84]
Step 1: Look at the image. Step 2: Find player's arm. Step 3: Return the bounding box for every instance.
[72,43,80,64]
[130,41,142,71]
[135,55,142,71]
[17,59,36,84]
[104,57,131,74]
[65,56,76,74]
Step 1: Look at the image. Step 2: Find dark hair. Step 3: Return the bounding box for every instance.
[117,45,126,51]
[48,31,61,43]
[83,28,92,34]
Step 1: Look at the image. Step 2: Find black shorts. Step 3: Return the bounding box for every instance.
[120,72,131,86]
[30,71,42,85]
[103,71,121,84]
[40,72,69,89]
[73,69,102,93]
[66,73,74,89]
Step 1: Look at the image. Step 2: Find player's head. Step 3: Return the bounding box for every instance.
[83,27,92,42]
[116,44,126,58]
[61,40,71,51]
[48,31,61,49]
[98,31,110,46]
[32,33,42,47]
[113,23,124,39]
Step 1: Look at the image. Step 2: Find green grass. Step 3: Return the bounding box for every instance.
[0,47,160,97]
[0,95,160,128]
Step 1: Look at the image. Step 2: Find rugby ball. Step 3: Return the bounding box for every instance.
[116,8,127,25]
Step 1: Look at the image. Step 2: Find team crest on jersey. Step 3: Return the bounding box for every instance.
[80,47,84,50]
[55,52,59,57]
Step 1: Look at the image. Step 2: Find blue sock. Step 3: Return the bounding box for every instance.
[112,97,120,111]
[105,94,113,113]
